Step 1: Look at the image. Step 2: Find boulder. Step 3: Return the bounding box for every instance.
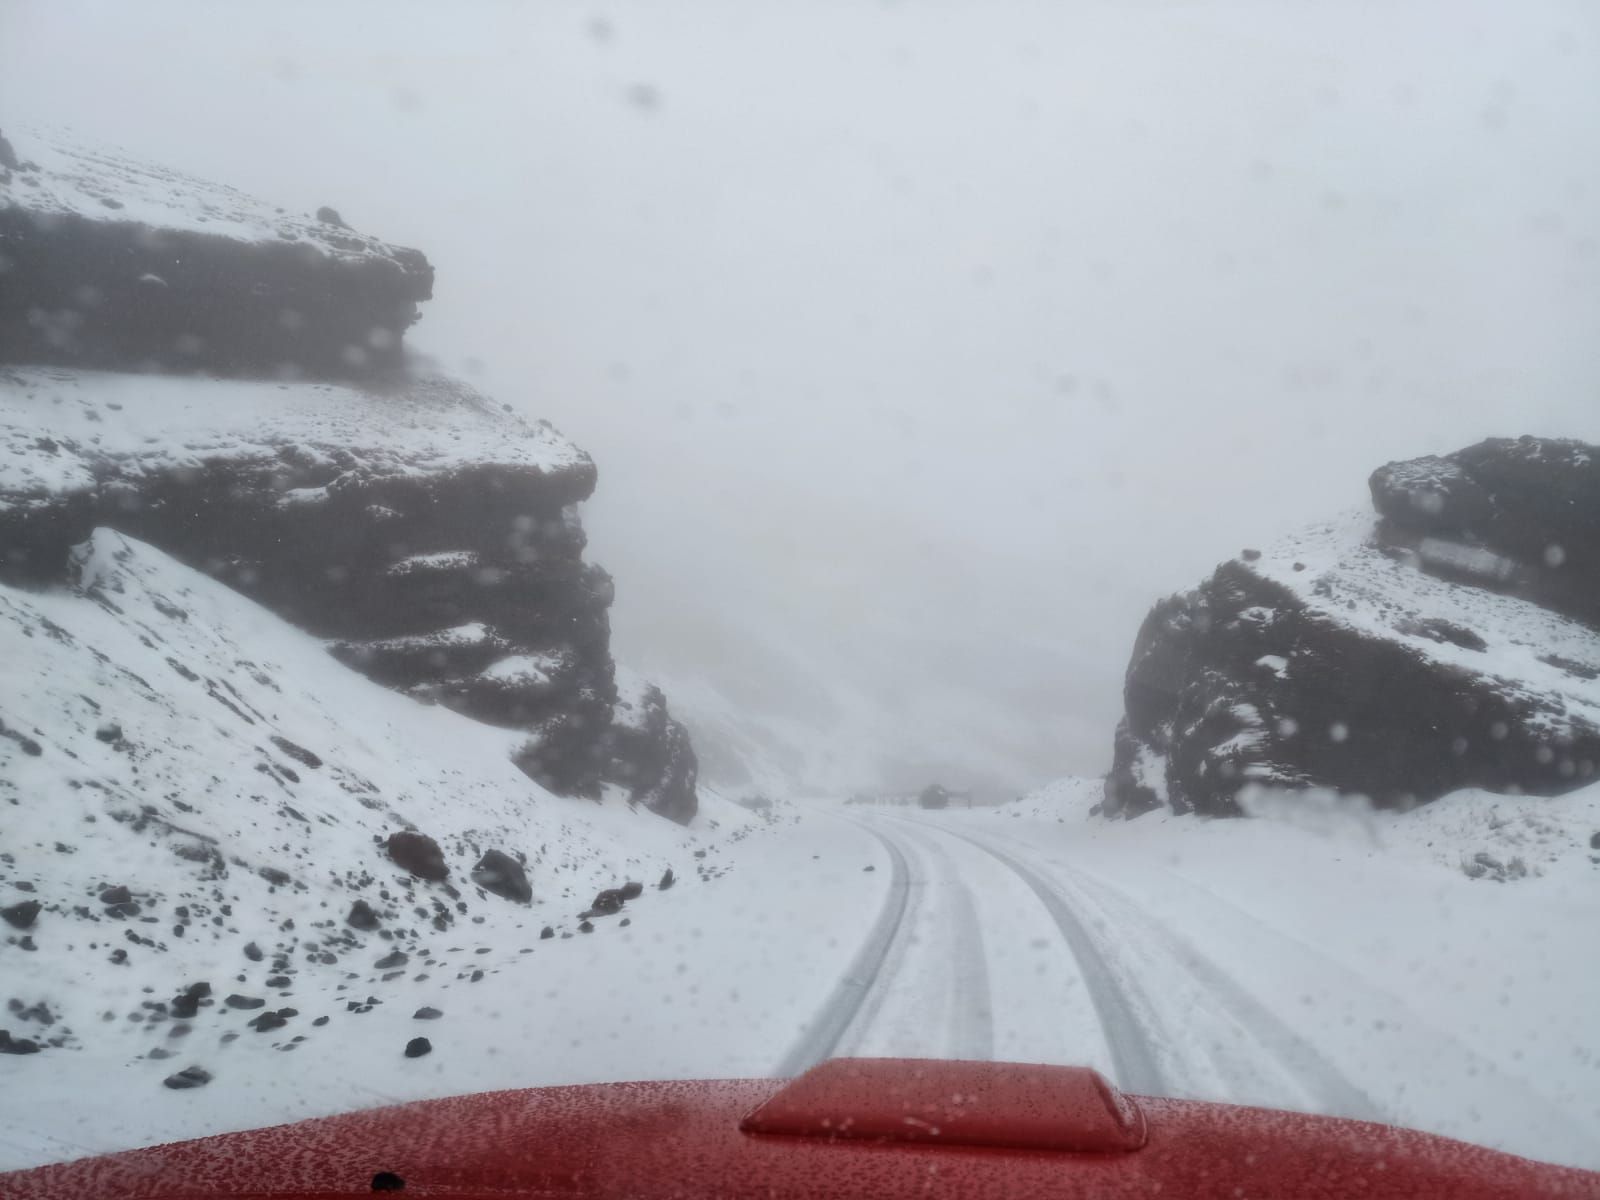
[162,1066,212,1089]
[1106,439,1600,819]
[1,899,40,929]
[347,899,382,930]
[470,849,531,904]
[385,831,448,882]
[0,131,432,379]
[601,672,699,824]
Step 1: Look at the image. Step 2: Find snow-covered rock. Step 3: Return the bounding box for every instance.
[0,128,432,378]
[0,129,698,813]
[1105,439,1600,818]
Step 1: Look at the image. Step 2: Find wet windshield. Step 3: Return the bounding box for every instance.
[1,0,1597,1181]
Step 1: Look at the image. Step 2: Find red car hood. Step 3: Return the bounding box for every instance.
[2,1058,1596,1199]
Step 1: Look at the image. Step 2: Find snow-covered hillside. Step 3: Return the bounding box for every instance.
[0,530,779,1162]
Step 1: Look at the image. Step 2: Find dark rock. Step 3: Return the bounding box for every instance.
[1106,437,1600,819]
[412,1006,442,1020]
[0,133,430,379]
[658,868,674,891]
[372,1172,406,1192]
[618,881,643,901]
[170,982,211,1019]
[269,735,323,769]
[347,899,382,930]
[539,925,555,940]
[94,722,123,743]
[0,1030,41,1054]
[578,920,594,934]
[374,950,408,971]
[258,866,292,887]
[312,1015,330,1027]
[162,1066,212,1089]
[0,133,702,813]
[247,1011,289,1033]
[404,1036,432,1058]
[385,831,448,882]
[1370,436,1600,626]
[2,899,40,929]
[266,975,291,988]
[243,942,264,962]
[470,849,531,904]
[98,885,132,905]
[599,680,699,823]
[863,865,875,872]
[147,1047,174,1060]
[1591,831,1600,850]
[589,888,626,916]
[224,994,264,1010]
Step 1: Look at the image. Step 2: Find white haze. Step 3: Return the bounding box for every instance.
[3,0,1598,795]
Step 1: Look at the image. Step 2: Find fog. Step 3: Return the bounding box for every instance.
[4,1,1598,795]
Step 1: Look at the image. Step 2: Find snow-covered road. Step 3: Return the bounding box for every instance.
[770,799,1600,1172]
[4,787,1597,1174]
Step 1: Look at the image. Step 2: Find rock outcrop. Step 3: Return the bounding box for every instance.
[1105,438,1600,819]
[0,131,431,378]
[0,128,696,817]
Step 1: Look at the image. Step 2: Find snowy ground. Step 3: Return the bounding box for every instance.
[4,537,1597,1173]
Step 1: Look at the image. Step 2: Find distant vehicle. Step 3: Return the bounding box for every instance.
[919,784,951,809]
[3,1058,1593,1198]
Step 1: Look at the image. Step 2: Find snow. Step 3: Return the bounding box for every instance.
[1249,509,1600,736]
[0,366,591,512]
[3,530,1597,1177]
[477,652,564,688]
[386,551,480,577]
[0,531,853,1170]
[4,127,413,265]
[939,779,1600,1169]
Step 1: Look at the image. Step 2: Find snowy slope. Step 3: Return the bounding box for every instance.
[920,778,1600,1168]
[0,531,861,1167]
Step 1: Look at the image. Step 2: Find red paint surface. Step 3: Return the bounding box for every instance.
[741,1059,1147,1153]
[3,1060,1598,1199]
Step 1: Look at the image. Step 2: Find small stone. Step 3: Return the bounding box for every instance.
[1,900,41,929]
[404,1036,432,1059]
[162,1066,212,1090]
[225,994,265,1010]
[539,926,554,940]
[413,1006,442,1020]
[658,868,675,891]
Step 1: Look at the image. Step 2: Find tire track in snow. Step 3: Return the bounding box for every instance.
[773,819,913,1077]
[892,823,995,1061]
[955,823,1382,1121]
[926,824,1166,1096]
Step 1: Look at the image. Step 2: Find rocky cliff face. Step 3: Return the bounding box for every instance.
[1105,438,1600,819]
[0,130,431,378]
[0,128,696,821]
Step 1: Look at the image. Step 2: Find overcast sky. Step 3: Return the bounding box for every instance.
[4,1,1598,794]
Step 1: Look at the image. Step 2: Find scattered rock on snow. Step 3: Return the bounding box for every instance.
[1,899,41,929]
[404,1036,432,1059]
[470,849,531,904]
[347,899,382,930]
[385,831,449,882]
[412,1006,442,1020]
[162,1066,212,1090]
